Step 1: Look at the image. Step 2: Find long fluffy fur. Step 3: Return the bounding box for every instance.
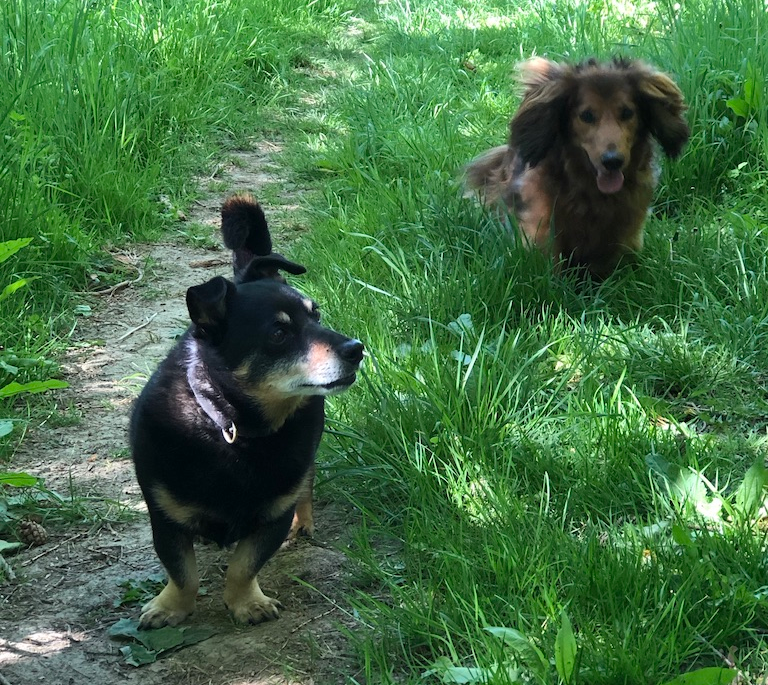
[221,193,272,255]
[465,57,690,277]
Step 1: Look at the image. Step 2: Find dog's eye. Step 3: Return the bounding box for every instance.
[270,326,289,344]
[620,106,635,121]
[579,109,596,124]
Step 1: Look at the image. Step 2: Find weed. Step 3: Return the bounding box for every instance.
[110,447,132,462]
[0,471,136,549]
[206,180,233,194]
[39,403,83,429]
[114,573,167,609]
[174,223,220,250]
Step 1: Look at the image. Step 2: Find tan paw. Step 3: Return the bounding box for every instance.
[287,514,315,541]
[138,582,196,629]
[139,595,194,629]
[289,481,314,541]
[225,590,283,624]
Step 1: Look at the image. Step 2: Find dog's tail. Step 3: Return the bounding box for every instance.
[220,193,274,278]
[221,193,272,255]
[463,145,513,206]
[220,193,307,283]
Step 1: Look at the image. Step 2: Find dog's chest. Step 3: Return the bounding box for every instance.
[557,179,652,232]
[214,401,323,482]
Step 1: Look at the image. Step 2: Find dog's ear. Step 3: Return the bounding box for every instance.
[239,254,307,284]
[510,58,571,167]
[635,66,690,158]
[186,276,235,341]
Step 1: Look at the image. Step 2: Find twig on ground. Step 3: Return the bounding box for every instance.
[290,607,336,635]
[93,268,144,297]
[114,312,158,343]
[251,607,339,680]
[0,671,14,685]
[21,532,88,567]
[189,257,228,268]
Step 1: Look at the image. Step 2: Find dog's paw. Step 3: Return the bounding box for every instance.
[287,515,314,542]
[138,581,196,629]
[139,594,195,629]
[225,586,283,624]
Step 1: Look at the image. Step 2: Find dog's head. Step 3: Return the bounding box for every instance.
[185,195,363,421]
[186,275,364,401]
[510,57,689,194]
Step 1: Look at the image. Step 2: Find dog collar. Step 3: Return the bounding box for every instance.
[185,339,239,444]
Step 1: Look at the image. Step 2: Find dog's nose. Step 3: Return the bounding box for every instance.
[339,339,364,364]
[600,151,625,171]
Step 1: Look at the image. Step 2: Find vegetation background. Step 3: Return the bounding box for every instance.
[1,0,767,683]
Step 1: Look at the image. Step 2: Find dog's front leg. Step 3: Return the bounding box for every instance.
[140,521,198,629]
[223,510,293,624]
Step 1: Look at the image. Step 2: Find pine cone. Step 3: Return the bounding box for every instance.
[19,519,48,546]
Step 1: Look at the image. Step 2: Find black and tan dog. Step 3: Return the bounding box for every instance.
[130,194,364,628]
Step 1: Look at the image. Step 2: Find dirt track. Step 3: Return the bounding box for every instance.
[0,144,363,685]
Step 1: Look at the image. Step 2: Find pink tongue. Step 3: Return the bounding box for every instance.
[597,169,624,194]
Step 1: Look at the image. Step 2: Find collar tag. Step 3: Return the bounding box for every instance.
[222,423,238,444]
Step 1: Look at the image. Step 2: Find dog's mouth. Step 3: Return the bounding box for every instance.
[596,168,625,194]
[302,373,357,391]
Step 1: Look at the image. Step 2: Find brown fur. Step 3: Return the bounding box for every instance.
[465,57,689,277]
[233,360,310,431]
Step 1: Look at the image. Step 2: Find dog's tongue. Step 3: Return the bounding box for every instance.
[597,169,624,194]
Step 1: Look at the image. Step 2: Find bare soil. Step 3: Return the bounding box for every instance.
[0,144,364,685]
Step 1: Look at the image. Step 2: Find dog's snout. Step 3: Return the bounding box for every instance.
[339,339,364,365]
[600,151,624,171]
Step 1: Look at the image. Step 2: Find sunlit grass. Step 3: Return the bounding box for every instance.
[287,0,768,682]
[0,0,353,436]
[2,0,768,681]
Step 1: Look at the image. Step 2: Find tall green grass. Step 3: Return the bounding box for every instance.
[3,0,767,679]
[0,0,355,453]
[290,0,768,681]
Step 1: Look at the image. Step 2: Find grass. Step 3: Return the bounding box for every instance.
[2,0,768,682]
[0,0,352,454]
[283,0,768,682]
[0,470,137,569]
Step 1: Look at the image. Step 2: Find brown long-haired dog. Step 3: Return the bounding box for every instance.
[465,57,690,277]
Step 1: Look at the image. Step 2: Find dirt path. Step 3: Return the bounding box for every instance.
[0,144,363,685]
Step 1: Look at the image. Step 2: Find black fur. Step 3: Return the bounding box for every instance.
[220,193,307,282]
[221,194,272,273]
[130,194,363,628]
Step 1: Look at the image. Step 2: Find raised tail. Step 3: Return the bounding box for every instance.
[221,193,273,277]
[463,145,514,206]
[220,193,307,284]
